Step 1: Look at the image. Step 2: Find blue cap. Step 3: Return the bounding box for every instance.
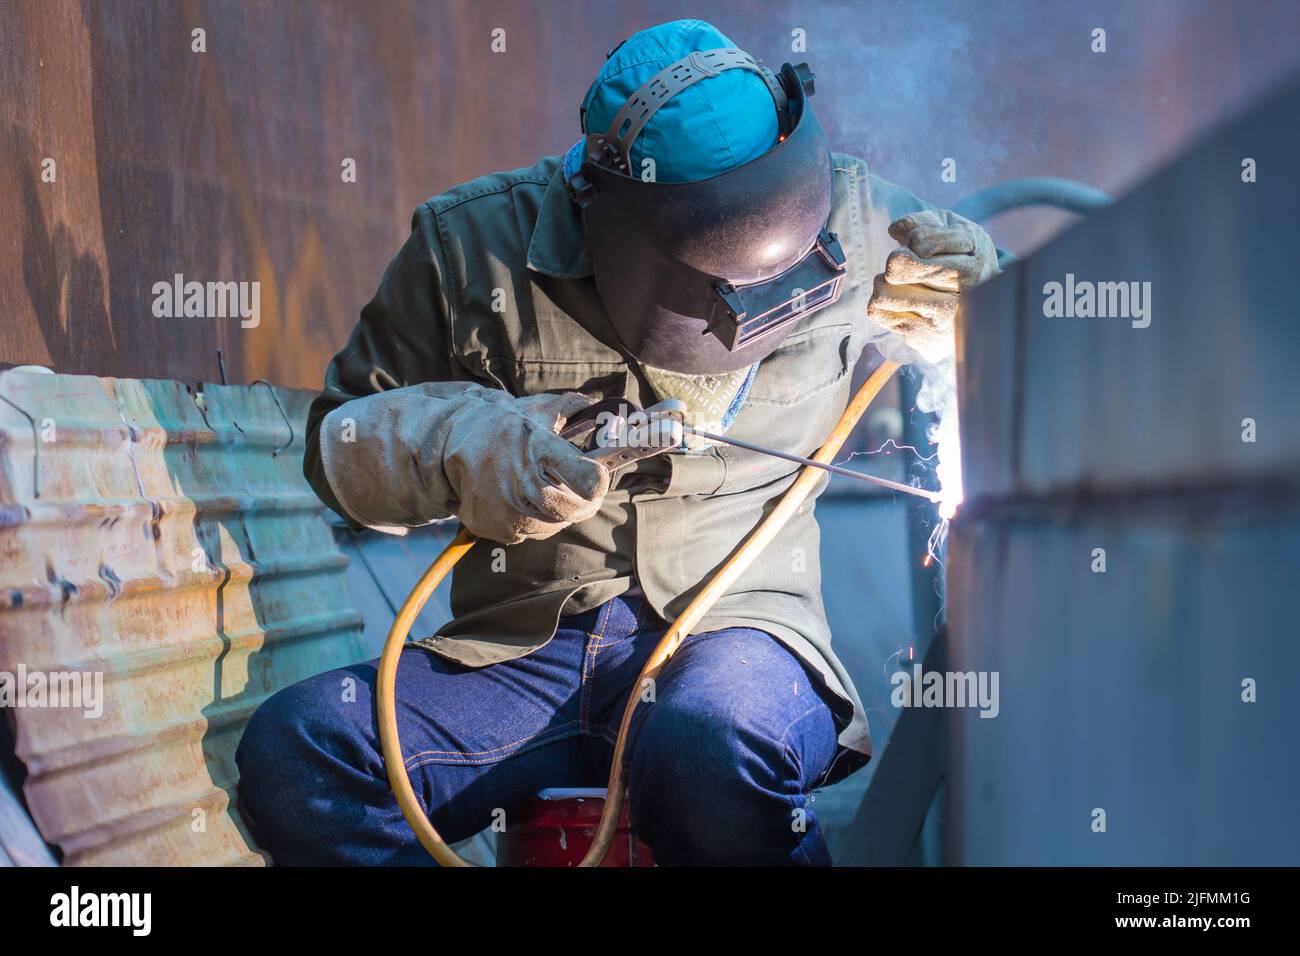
[574,20,779,184]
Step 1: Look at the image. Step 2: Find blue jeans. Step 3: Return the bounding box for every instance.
[235,594,863,865]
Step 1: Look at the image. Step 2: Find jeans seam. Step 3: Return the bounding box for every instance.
[590,598,654,742]
[404,720,582,770]
[584,599,628,727]
[778,704,829,866]
[580,600,615,732]
[777,702,830,788]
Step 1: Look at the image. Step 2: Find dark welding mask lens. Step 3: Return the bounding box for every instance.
[707,229,846,351]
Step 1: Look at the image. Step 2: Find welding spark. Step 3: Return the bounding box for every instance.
[835,439,938,466]
[925,518,950,570]
[881,647,905,685]
[835,440,946,507]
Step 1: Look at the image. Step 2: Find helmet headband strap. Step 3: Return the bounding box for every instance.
[582,48,788,174]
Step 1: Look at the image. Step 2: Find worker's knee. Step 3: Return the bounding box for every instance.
[236,668,375,835]
[625,684,834,865]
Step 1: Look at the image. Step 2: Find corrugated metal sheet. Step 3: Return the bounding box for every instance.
[0,370,365,865]
[947,80,1300,864]
[1,769,55,866]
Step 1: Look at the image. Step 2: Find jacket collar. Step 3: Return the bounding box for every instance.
[525,163,594,279]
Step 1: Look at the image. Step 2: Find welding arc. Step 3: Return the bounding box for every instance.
[683,426,941,502]
[376,360,903,866]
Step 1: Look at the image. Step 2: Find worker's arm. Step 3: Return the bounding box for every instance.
[303,205,607,544]
[303,203,459,526]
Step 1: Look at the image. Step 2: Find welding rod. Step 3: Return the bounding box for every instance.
[682,426,942,503]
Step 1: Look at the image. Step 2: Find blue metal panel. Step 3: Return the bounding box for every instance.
[333,521,458,660]
[948,513,1300,864]
[948,78,1300,864]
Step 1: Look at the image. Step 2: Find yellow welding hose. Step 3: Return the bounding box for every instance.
[377,359,901,866]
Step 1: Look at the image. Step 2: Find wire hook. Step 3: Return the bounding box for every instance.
[0,391,41,499]
[250,379,294,457]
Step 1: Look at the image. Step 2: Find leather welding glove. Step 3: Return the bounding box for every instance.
[318,384,611,544]
[866,208,1000,363]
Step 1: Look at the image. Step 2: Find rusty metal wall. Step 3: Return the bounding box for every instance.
[945,80,1300,864]
[0,369,365,865]
[3,0,1298,388]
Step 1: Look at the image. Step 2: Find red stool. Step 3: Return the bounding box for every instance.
[495,788,654,867]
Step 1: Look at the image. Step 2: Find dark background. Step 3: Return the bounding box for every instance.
[3,0,1298,389]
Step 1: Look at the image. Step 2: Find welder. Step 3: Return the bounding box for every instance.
[235,19,999,866]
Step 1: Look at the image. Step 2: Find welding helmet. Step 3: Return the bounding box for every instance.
[567,47,846,375]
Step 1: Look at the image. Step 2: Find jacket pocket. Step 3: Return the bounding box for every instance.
[745,323,856,407]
